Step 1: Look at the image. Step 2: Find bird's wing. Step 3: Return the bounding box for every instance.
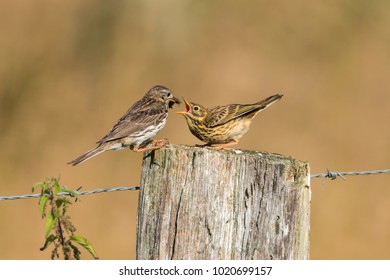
[206,94,283,127]
[205,104,262,127]
[97,99,167,144]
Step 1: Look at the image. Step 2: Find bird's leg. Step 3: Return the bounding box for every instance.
[134,139,169,152]
[195,143,211,148]
[207,140,239,150]
[135,139,169,163]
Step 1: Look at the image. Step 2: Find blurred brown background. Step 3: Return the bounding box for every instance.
[1,0,389,260]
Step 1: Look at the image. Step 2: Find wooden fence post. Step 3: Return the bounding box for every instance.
[136,144,310,260]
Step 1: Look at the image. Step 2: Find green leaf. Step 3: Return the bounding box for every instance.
[70,235,98,259]
[53,179,61,195]
[45,211,58,238]
[39,195,49,218]
[40,234,57,251]
[32,181,45,193]
[55,197,71,209]
[69,242,81,260]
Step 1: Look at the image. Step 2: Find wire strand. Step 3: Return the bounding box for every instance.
[0,186,139,201]
[1,168,389,201]
[311,169,390,180]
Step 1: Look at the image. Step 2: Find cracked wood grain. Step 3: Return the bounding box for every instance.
[136,144,311,260]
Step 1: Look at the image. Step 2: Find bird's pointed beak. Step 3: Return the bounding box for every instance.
[176,97,191,115]
[168,96,181,109]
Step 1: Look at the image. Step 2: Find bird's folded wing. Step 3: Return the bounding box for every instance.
[97,106,167,144]
[206,104,263,127]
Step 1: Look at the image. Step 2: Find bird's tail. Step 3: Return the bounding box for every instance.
[255,94,283,110]
[68,146,106,166]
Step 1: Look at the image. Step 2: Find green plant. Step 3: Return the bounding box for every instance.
[33,177,98,260]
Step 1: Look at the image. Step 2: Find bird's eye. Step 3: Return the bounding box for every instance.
[162,90,171,98]
[193,106,199,111]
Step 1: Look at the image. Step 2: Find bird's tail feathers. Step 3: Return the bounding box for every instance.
[255,94,283,110]
[68,146,105,166]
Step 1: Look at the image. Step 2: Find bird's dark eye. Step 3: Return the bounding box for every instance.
[162,90,171,98]
[193,106,199,111]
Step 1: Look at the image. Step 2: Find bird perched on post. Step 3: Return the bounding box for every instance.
[68,85,180,166]
[176,94,283,150]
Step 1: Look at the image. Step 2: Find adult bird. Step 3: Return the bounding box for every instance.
[68,85,180,166]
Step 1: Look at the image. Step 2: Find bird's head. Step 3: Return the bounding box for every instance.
[176,98,208,121]
[150,85,181,109]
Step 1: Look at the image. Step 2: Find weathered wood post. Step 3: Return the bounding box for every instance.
[136,144,310,260]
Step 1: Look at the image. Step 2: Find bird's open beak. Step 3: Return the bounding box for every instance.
[176,97,191,115]
[168,96,181,109]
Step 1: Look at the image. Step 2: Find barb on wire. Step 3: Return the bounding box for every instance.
[311,169,390,180]
[0,186,140,201]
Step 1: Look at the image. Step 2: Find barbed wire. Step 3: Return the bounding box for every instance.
[0,186,139,201]
[310,169,390,180]
[0,168,389,201]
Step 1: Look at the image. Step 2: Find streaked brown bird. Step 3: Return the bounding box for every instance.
[68,85,180,166]
[176,94,283,150]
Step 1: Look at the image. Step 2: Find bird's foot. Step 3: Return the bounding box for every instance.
[136,139,169,164]
[134,139,169,152]
[202,141,239,151]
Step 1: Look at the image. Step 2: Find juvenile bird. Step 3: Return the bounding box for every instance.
[68,85,180,166]
[176,94,283,150]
